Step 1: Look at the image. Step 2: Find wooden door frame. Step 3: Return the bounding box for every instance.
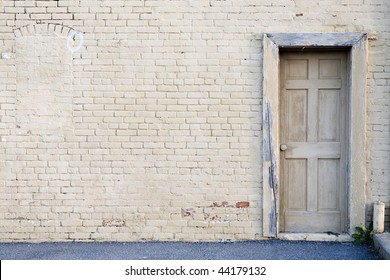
[262,33,367,238]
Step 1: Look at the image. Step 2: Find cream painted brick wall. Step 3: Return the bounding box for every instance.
[0,0,389,241]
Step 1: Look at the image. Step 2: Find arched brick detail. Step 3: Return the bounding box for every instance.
[13,22,74,38]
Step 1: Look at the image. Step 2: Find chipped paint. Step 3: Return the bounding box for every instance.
[263,101,274,162]
[266,33,367,48]
[263,101,278,237]
[353,33,367,50]
[210,201,230,208]
[262,34,280,238]
[102,219,125,227]
[181,208,195,218]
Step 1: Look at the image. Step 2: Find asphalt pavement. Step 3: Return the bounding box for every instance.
[0,240,382,260]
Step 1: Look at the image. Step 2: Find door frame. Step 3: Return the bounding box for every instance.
[262,33,367,238]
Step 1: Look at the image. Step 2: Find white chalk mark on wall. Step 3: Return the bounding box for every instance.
[1,53,11,59]
[66,30,84,52]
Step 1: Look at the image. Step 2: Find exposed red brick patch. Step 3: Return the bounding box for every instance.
[236,201,250,208]
[181,208,195,218]
[210,201,231,208]
[102,219,125,227]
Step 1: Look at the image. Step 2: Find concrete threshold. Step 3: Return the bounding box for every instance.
[279,233,353,242]
[373,232,390,260]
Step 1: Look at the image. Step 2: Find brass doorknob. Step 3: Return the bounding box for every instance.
[280,144,287,151]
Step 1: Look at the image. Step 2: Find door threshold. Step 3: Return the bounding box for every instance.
[278,233,353,242]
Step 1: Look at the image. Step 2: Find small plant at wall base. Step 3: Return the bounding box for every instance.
[352,223,373,245]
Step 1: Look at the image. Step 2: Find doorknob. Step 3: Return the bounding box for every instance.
[280,144,287,151]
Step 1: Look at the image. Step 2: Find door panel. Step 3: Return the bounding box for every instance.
[279,51,347,233]
[319,59,341,79]
[286,59,308,79]
[287,90,307,141]
[318,159,339,211]
[284,212,341,233]
[318,89,340,141]
[286,159,307,211]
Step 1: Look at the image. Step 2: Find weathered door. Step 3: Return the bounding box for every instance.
[279,51,348,233]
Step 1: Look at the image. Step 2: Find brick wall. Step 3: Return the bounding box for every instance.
[0,0,389,242]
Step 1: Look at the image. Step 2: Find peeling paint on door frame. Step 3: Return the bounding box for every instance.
[262,33,367,239]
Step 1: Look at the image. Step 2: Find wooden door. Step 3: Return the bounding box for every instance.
[279,51,348,233]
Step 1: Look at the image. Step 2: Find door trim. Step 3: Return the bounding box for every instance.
[262,33,367,238]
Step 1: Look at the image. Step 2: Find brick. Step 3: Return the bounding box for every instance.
[0,0,388,244]
[236,202,250,208]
